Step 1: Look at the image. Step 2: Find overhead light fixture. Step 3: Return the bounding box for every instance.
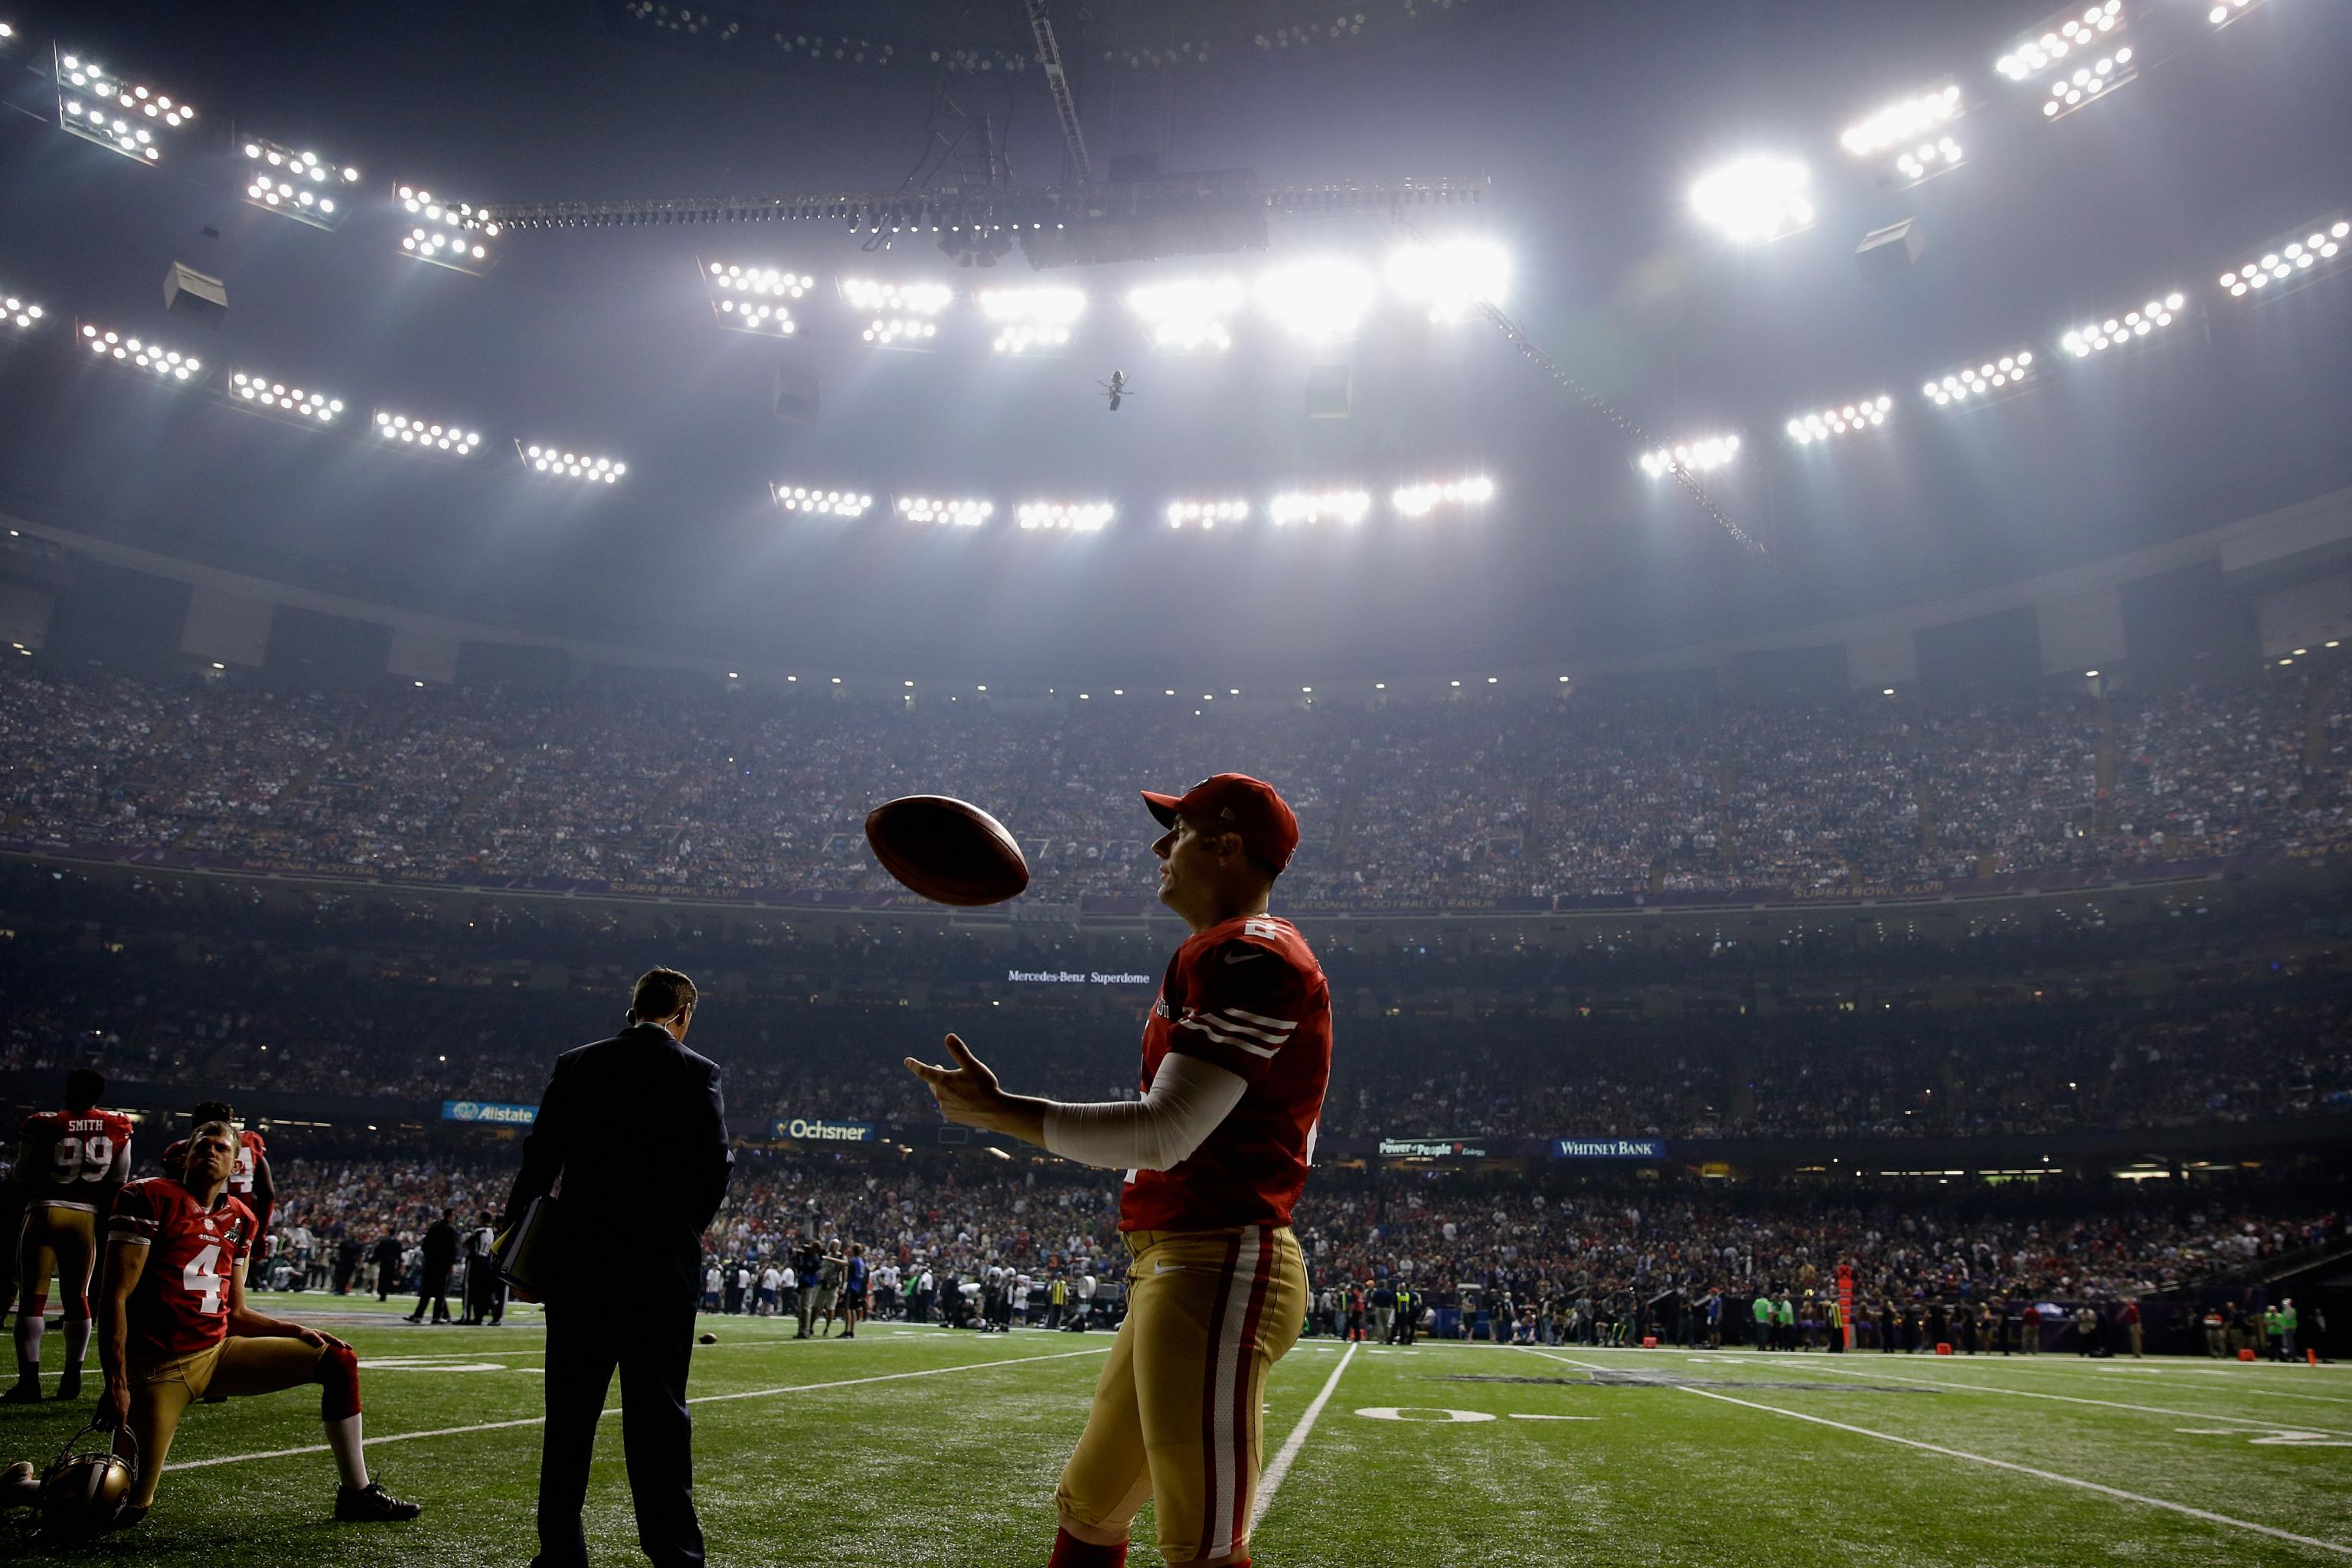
[895,495,991,526]
[518,442,626,483]
[1638,438,1739,478]
[1785,395,1892,445]
[1015,501,1114,532]
[1257,257,1377,343]
[1841,83,1962,156]
[373,410,484,456]
[241,137,361,230]
[2060,293,2183,357]
[1998,2,2135,119]
[1921,350,2035,407]
[1689,156,1815,246]
[397,185,500,273]
[977,284,1086,354]
[773,484,874,518]
[2205,0,2265,28]
[1386,237,1508,322]
[1128,277,1243,353]
[76,321,203,384]
[1165,498,1250,529]
[1841,84,1965,187]
[1268,488,1371,525]
[1896,137,1964,185]
[844,279,951,346]
[704,260,812,336]
[55,48,194,165]
[2218,217,2347,301]
[225,371,342,426]
[1390,475,1496,516]
[2,291,44,332]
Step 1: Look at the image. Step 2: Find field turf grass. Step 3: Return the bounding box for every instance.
[2,1296,2348,1564]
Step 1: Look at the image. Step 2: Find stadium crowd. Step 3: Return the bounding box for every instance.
[2,664,2344,904]
[5,942,2346,1142]
[226,1145,2341,1357]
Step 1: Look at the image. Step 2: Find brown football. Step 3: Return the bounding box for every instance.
[864,795,1031,906]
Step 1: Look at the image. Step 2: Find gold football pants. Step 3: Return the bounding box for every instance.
[16,1204,100,1316]
[1056,1224,1307,1567]
[119,1337,326,1506]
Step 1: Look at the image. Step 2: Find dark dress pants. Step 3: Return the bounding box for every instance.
[416,1266,452,1321]
[534,1293,705,1568]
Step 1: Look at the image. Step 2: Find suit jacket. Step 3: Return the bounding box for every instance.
[500,1021,733,1305]
[423,1218,461,1269]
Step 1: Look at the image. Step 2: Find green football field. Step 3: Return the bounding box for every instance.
[2,1298,2348,1564]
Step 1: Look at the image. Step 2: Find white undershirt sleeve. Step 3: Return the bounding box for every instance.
[1040,1054,1250,1172]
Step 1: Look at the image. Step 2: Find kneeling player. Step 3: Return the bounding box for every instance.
[83,1121,419,1525]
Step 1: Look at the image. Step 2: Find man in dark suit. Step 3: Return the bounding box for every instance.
[407,1210,459,1324]
[372,1231,403,1302]
[500,968,732,1568]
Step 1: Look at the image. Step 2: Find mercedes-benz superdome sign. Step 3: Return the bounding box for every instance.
[442,1099,537,1125]
[773,1116,875,1143]
[1552,1138,1666,1159]
[1004,969,1154,986]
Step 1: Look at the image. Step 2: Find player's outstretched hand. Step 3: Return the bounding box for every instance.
[903,1033,1007,1129]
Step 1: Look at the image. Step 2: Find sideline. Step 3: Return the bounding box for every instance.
[1252,1341,1359,1531]
[1514,1348,2352,1560]
[171,1343,1112,1472]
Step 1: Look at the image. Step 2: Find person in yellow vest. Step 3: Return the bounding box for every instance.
[1047,1275,1069,1331]
[1827,1296,1846,1354]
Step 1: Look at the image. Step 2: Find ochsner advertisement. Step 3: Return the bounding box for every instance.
[773,1116,876,1143]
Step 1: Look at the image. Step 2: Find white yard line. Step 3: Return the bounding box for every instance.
[1651,1348,2352,1437]
[1513,1348,2352,1560]
[1251,1340,1358,1531]
[172,1343,1112,1472]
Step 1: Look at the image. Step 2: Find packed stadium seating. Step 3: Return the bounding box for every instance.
[249,1143,2344,1350]
[3,663,2345,906]
[4,862,2346,1142]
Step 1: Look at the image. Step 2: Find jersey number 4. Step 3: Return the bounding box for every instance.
[182,1243,227,1315]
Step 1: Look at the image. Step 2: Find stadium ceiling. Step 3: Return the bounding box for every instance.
[0,0,2344,681]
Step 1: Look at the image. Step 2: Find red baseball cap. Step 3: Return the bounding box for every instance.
[1141,773,1299,872]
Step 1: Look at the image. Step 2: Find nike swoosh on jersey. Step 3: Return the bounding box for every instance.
[1155,1260,1186,1273]
[1223,949,1268,964]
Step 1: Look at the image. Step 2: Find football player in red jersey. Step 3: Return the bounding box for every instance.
[88,1120,418,1524]
[909,774,1329,1568]
[157,1101,276,1269]
[5,1068,133,1403]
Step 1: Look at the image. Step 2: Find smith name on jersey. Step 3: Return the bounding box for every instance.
[18,1107,135,1210]
[1120,913,1332,1233]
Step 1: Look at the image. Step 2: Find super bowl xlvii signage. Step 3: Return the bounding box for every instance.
[773,1116,876,1144]
[1551,1137,1666,1160]
[442,1100,537,1126]
[1377,1138,1491,1159]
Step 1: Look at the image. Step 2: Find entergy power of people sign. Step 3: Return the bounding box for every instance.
[773,1116,875,1143]
[1551,1137,1666,1159]
[442,1100,537,1125]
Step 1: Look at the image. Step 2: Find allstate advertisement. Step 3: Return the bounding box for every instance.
[1552,1137,1666,1159]
[773,1116,876,1144]
[442,1100,537,1126]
